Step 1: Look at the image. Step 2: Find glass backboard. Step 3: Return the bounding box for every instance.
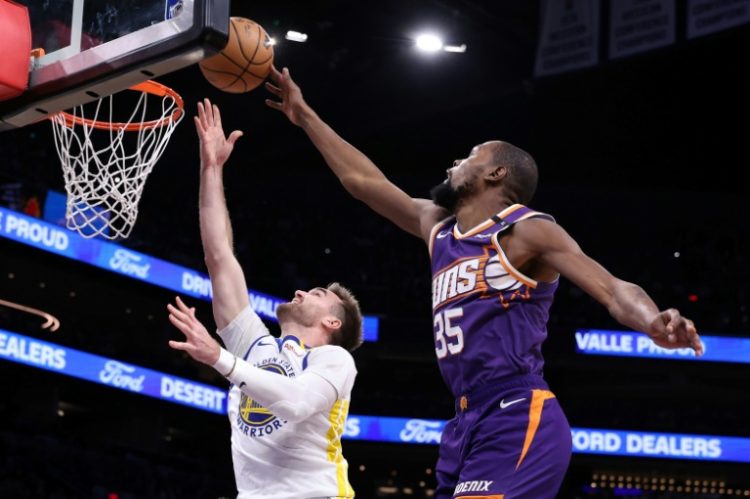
[0,0,229,131]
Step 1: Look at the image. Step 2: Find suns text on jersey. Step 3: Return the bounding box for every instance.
[432,247,532,311]
[432,256,485,310]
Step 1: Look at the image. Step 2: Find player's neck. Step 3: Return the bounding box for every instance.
[454,193,514,233]
[278,321,327,348]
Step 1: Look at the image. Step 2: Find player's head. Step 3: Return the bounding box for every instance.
[430,141,538,212]
[325,283,364,351]
[276,283,364,351]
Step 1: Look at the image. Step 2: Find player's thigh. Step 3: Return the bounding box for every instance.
[435,416,464,499]
[455,390,571,498]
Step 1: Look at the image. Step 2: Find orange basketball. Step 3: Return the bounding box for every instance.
[199,17,274,93]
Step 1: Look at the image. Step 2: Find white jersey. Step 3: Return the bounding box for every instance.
[218,306,357,499]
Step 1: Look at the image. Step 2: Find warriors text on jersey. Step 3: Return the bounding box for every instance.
[428,204,558,397]
[218,306,357,499]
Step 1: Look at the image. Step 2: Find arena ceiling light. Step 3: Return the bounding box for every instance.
[414,34,466,54]
[444,44,467,53]
[415,33,443,52]
[285,30,308,42]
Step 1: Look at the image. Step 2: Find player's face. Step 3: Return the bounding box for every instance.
[431,143,494,212]
[448,142,497,186]
[278,287,342,327]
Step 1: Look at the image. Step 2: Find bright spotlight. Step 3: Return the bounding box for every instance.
[285,30,308,42]
[267,37,277,46]
[415,33,443,52]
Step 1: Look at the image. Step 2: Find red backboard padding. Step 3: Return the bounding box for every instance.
[0,0,31,101]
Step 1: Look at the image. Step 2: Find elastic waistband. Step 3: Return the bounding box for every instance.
[454,374,548,412]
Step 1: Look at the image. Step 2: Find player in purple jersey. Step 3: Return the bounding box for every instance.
[265,67,703,498]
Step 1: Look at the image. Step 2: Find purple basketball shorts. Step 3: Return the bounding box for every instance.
[436,374,572,498]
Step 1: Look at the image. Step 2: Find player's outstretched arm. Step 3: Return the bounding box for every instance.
[195,98,249,330]
[168,297,345,423]
[516,219,703,355]
[265,66,446,241]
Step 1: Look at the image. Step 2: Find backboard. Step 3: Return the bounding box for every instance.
[0,0,229,131]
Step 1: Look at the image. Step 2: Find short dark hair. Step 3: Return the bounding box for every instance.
[326,282,364,352]
[490,142,539,204]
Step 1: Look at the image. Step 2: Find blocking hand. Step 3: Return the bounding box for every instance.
[647,308,703,355]
[264,66,309,126]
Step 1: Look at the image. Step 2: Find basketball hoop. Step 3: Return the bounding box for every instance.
[49,80,184,240]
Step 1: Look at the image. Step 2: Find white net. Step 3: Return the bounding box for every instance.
[50,83,184,240]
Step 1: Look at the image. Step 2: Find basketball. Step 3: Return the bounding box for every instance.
[199,17,274,93]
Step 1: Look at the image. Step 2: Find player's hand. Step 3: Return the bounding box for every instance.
[194,98,243,168]
[167,296,221,365]
[647,308,703,355]
[265,66,309,126]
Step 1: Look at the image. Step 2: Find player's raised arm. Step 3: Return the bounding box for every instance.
[194,98,249,330]
[265,66,446,241]
[516,218,703,355]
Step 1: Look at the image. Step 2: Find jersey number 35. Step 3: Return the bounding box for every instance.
[434,308,464,359]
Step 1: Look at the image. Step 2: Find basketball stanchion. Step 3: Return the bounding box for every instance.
[49,80,184,240]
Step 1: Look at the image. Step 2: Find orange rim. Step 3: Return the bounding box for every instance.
[54,80,184,131]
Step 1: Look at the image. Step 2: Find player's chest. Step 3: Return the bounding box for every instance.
[246,337,308,376]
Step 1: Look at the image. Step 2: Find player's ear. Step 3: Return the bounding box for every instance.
[486,164,508,184]
[322,315,342,332]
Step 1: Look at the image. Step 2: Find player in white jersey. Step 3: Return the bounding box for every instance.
[166,98,363,499]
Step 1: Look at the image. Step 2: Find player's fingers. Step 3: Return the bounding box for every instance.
[167,305,190,326]
[168,311,189,327]
[283,67,291,80]
[168,340,191,352]
[197,101,206,125]
[172,298,191,316]
[175,297,197,320]
[169,311,192,336]
[692,334,704,356]
[269,65,282,82]
[265,82,282,96]
[687,320,703,355]
[661,308,680,333]
[265,99,283,111]
[213,104,222,129]
[193,116,205,136]
[227,130,244,146]
[672,315,696,347]
[204,98,214,126]
[193,115,204,132]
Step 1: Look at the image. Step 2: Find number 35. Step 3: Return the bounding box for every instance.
[434,308,464,359]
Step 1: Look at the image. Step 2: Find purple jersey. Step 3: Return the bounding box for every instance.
[429,204,558,398]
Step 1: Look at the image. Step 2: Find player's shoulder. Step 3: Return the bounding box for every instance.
[509,205,555,225]
[515,213,557,231]
[510,210,573,250]
[308,344,357,371]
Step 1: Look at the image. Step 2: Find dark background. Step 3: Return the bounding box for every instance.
[1,1,749,497]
